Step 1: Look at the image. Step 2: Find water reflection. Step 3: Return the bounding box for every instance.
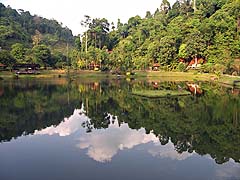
[77,116,159,163]
[31,104,240,179]
[0,79,239,164]
[0,79,240,179]
[34,106,88,137]
[148,143,193,161]
[215,160,240,180]
[34,105,194,163]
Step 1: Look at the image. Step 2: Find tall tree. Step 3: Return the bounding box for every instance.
[10,43,26,63]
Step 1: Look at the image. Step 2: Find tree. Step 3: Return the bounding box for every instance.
[0,50,16,67]
[51,50,67,68]
[31,30,42,46]
[160,0,171,14]
[10,43,26,63]
[158,36,178,66]
[184,30,207,59]
[178,44,188,59]
[81,15,91,53]
[32,44,51,67]
[145,11,152,19]
[88,18,110,49]
[75,35,81,51]
[168,1,181,19]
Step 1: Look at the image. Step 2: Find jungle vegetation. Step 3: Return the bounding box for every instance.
[0,0,240,74]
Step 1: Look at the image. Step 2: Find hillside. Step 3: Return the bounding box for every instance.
[0,3,75,68]
[0,3,74,49]
[0,0,239,74]
[74,0,240,74]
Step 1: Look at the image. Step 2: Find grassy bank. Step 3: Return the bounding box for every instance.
[0,70,113,80]
[134,71,240,86]
[134,71,215,80]
[1,70,239,87]
[218,75,240,87]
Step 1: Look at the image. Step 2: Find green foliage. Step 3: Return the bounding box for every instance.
[51,50,67,68]
[1,0,239,72]
[177,62,187,72]
[74,36,81,51]
[10,43,26,63]
[73,0,234,73]
[0,3,74,68]
[97,0,238,73]
[32,44,51,67]
[0,49,15,67]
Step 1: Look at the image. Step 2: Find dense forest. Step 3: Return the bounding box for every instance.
[0,0,240,74]
[0,3,74,68]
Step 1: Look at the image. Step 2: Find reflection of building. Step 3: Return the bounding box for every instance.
[231,88,240,96]
[90,82,99,91]
[187,83,203,95]
[0,87,4,96]
[0,63,7,70]
[152,82,159,89]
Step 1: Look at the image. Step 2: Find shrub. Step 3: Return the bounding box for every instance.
[177,62,186,72]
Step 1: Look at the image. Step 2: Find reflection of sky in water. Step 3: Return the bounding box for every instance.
[34,106,193,163]
[215,159,240,180]
[33,106,240,179]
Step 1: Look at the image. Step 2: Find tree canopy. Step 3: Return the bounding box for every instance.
[0,0,239,74]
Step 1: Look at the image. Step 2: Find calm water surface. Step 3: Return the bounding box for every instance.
[0,78,239,180]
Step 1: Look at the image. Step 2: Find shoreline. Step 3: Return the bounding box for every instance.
[0,70,240,87]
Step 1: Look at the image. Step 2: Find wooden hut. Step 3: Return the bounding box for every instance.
[89,61,100,70]
[152,63,160,71]
[13,63,40,74]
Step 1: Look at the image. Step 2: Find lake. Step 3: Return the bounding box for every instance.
[0,78,239,180]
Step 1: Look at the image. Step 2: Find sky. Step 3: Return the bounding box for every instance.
[1,0,175,35]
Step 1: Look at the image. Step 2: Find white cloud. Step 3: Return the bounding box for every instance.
[148,143,194,161]
[77,119,159,162]
[1,0,176,35]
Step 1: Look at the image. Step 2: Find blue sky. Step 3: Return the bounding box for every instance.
[1,0,176,35]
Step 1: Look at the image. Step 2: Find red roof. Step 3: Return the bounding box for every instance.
[153,63,160,67]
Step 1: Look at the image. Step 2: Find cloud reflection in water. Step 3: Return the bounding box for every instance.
[33,106,240,178]
[77,118,159,162]
[34,107,195,163]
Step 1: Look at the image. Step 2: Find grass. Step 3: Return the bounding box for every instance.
[132,89,191,98]
[134,71,217,82]
[217,74,240,87]
[1,70,239,87]
[0,70,114,80]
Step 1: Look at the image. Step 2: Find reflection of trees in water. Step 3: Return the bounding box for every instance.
[0,80,239,164]
[0,80,81,142]
[81,81,240,164]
